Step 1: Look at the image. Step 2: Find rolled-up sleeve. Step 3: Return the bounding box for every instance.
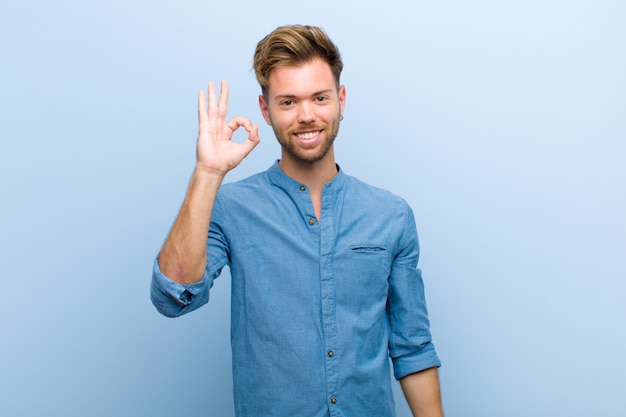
[387,205,441,379]
[150,258,212,318]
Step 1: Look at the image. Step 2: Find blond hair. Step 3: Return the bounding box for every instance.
[253,25,343,96]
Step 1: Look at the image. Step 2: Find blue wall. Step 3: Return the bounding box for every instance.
[1,1,624,415]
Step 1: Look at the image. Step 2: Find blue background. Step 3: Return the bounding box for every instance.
[1,0,624,416]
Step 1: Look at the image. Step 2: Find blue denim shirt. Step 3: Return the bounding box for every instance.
[151,162,440,417]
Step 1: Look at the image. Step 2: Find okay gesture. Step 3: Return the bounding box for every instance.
[196,80,260,175]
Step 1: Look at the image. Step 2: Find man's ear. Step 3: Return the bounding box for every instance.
[258,95,272,126]
[338,85,346,117]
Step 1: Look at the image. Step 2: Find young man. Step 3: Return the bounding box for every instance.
[151,25,443,417]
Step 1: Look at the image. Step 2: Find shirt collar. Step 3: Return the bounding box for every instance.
[267,160,346,194]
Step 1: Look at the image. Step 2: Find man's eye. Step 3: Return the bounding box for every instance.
[316,96,328,102]
[281,100,293,106]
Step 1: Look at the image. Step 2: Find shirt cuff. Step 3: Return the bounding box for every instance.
[392,343,442,380]
[150,257,210,317]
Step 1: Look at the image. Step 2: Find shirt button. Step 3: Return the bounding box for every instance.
[330,397,337,404]
[308,218,316,225]
[327,350,334,357]
[299,185,306,191]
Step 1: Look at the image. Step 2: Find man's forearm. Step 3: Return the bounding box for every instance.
[400,367,444,417]
[158,166,225,284]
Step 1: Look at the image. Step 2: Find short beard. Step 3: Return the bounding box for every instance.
[272,109,341,164]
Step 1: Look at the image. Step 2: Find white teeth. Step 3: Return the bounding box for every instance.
[297,131,319,140]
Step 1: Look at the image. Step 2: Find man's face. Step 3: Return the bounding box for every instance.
[259,57,346,165]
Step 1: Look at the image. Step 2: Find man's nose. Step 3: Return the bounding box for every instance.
[297,102,316,124]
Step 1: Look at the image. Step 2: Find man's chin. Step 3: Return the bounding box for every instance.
[284,147,330,164]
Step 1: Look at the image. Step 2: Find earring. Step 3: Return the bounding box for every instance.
[340,115,344,121]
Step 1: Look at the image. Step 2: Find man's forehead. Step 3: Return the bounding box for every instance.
[266,58,337,98]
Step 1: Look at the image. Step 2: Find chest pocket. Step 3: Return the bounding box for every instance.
[350,245,387,254]
[349,244,391,284]
[333,244,392,305]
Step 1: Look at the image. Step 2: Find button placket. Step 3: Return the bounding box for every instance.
[319,187,339,414]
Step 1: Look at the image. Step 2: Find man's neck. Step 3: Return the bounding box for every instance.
[277,153,338,193]
[278,151,338,221]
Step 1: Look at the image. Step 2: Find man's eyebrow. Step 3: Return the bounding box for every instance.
[273,89,334,101]
[274,94,297,101]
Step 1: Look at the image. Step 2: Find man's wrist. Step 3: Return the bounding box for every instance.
[193,163,228,182]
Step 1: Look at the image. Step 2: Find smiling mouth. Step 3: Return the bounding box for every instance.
[295,130,322,140]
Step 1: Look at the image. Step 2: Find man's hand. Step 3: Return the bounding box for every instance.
[196,80,260,176]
